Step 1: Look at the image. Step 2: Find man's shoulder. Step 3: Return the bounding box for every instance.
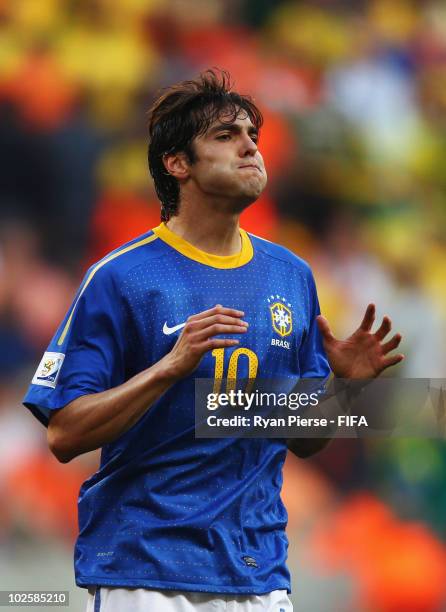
[84,228,167,286]
[248,232,313,275]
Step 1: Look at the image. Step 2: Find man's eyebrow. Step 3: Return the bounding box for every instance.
[207,123,259,136]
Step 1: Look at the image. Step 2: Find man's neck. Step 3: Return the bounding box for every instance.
[166,208,242,257]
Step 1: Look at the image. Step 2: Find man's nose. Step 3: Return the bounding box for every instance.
[240,134,258,156]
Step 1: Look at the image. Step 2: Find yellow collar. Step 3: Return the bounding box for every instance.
[153,223,253,269]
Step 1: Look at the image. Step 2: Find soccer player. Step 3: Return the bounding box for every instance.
[24,70,403,611]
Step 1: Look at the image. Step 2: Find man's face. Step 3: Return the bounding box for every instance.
[186,110,267,211]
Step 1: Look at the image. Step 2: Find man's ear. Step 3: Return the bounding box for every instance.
[163,152,190,180]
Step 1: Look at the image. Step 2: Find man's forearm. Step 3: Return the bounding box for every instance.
[287,437,332,458]
[286,376,373,458]
[47,305,249,463]
[286,377,351,459]
[48,355,178,463]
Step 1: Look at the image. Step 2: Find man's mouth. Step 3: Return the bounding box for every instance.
[238,164,262,173]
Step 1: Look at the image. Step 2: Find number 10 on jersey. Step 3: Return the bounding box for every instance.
[211,348,259,394]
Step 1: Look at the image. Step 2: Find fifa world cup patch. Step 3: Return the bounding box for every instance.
[32,352,65,388]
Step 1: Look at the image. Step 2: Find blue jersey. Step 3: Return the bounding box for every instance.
[24,223,330,595]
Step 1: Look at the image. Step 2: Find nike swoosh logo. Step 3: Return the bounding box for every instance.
[163,321,186,335]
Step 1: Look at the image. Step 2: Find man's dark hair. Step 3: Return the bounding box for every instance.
[147,69,263,221]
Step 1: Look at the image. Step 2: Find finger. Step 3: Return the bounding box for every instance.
[186,314,249,332]
[187,305,244,322]
[381,353,405,370]
[374,316,391,341]
[359,303,375,332]
[195,323,248,341]
[381,333,402,355]
[316,315,335,344]
[200,338,241,351]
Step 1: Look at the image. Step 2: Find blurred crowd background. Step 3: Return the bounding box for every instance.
[1,0,446,610]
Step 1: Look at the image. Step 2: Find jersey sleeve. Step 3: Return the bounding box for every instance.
[23,265,129,427]
[299,268,331,379]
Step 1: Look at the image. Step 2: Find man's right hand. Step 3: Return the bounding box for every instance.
[161,304,248,380]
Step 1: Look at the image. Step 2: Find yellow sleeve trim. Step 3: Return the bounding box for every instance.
[57,233,158,346]
[152,223,253,269]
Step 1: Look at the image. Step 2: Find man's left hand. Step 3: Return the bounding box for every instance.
[316,303,404,379]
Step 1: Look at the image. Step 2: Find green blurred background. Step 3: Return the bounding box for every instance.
[0,0,446,610]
